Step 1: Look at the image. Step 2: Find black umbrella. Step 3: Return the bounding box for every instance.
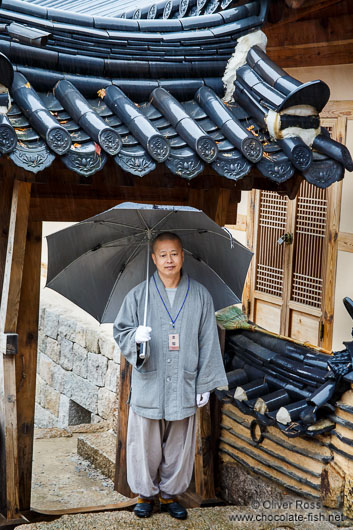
[46,202,253,324]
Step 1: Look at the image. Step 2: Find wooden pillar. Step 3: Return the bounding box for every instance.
[114,358,133,497]
[16,220,42,510]
[0,180,31,520]
[0,175,14,515]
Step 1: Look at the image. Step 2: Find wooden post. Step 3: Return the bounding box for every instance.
[0,175,14,515]
[16,220,42,510]
[0,180,31,520]
[114,357,133,497]
[194,404,216,500]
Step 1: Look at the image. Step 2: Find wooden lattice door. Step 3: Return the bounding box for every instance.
[246,118,344,350]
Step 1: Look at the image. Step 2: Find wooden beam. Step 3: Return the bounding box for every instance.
[267,40,353,68]
[266,10,353,67]
[267,0,344,27]
[338,232,353,253]
[0,181,32,332]
[0,180,31,520]
[194,404,216,500]
[0,176,14,514]
[16,221,42,510]
[203,188,231,226]
[114,358,133,498]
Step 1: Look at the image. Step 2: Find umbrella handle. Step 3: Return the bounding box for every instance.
[139,236,151,359]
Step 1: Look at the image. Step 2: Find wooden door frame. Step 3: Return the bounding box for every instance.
[244,101,353,350]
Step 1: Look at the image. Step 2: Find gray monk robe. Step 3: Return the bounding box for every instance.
[113,270,228,421]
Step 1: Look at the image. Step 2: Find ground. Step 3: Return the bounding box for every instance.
[11,432,353,530]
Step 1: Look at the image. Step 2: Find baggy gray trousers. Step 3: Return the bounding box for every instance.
[126,408,197,498]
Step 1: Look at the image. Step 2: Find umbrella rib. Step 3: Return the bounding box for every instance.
[136,210,151,231]
[101,233,150,322]
[80,220,146,232]
[156,227,236,244]
[150,210,176,232]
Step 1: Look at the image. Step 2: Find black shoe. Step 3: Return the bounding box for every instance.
[133,498,154,518]
[160,499,187,520]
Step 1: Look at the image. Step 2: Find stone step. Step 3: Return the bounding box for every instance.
[77,431,117,480]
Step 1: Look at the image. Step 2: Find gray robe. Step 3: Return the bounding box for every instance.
[113,271,228,421]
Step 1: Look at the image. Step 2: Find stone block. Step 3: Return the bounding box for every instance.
[85,328,99,353]
[58,314,77,342]
[73,343,88,379]
[39,352,55,386]
[113,344,120,364]
[344,474,353,518]
[98,334,115,360]
[39,307,45,330]
[98,387,117,420]
[219,461,285,506]
[58,394,70,428]
[37,375,48,408]
[70,372,98,414]
[60,338,74,371]
[42,384,60,417]
[87,352,107,387]
[36,350,41,374]
[62,370,75,398]
[74,322,86,348]
[45,336,60,363]
[34,402,57,428]
[105,360,118,393]
[51,363,67,393]
[37,332,47,354]
[44,309,59,340]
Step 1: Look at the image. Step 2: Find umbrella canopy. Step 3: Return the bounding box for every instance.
[46,202,253,323]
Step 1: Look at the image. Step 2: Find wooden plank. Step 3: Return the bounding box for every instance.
[288,300,322,318]
[194,404,216,499]
[254,299,281,334]
[0,176,14,514]
[321,116,345,351]
[114,357,133,498]
[0,180,31,520]
[280,196,296,337]
[338,232,353,253]
[203,188,231,226]
[226,214,247,233]
[16,221,42,510]
[289,309,321,345]
[266,0,346,28]
[322,101,353,119]
[243,190,257,318]
[0,181,32,332]
[2,353,20,520]
[267,40,353,68]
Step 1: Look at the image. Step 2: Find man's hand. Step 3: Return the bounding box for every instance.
[135,325,152,344]
[197,392,210,407]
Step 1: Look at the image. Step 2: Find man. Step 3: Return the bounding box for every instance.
[113,232,228,519]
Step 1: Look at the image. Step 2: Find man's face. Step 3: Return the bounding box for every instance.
[152,239,184,282]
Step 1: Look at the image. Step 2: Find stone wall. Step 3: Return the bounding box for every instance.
[35,294,120,431]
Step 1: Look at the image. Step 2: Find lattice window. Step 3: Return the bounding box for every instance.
[255,191,287,297]
[291,180,327,308]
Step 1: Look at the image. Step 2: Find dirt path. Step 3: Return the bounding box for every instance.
[31,434,126,511]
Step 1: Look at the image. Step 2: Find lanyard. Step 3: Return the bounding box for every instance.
[153,275,190,329]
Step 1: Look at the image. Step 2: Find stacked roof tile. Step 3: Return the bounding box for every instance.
[217,297,353,438]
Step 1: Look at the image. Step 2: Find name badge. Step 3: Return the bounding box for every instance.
[169,333,180,351]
